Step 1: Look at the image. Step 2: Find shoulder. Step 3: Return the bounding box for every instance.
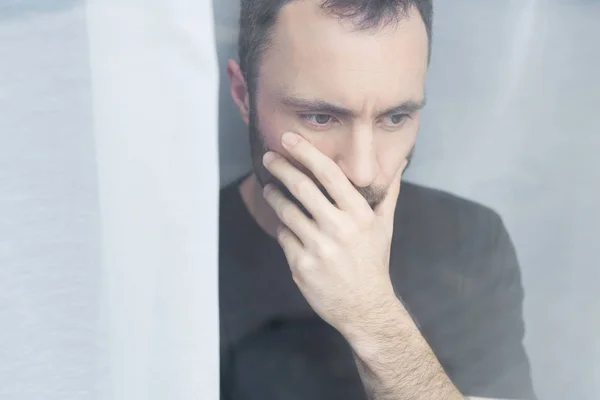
[394,184,534,398]
[398,181,503,231]
[396,181,506,249]
[393,182,515,288]
[219,177,251,237]
[219,179,244,219]
[219,178,258,269]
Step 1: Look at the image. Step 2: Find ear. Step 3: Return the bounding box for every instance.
[227,59,250,126]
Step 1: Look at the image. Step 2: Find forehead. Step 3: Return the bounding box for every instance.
[257,0,429,105]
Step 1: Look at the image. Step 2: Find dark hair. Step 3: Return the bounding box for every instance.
[238,0,433,94]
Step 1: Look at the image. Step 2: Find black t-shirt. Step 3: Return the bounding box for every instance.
[219,176,536,400]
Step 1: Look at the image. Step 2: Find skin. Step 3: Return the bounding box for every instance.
[227,1,478,399]
[229,0,426,237]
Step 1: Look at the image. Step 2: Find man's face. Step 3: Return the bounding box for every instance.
[245,1,428,209]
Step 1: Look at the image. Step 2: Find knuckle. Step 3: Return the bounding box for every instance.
[316,241,337,259]
[276,226,289,241]
[296,255,315,271]
[290,178,310,195]
[291,273,304,287]
[318,166,336,187]
[279,203,297,222]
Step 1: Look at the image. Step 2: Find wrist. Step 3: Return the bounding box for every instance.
[345,302,415,364]
[338,286,411,346]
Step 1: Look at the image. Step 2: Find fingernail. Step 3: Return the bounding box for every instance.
[281,132,299,147]
[263,152,276,166]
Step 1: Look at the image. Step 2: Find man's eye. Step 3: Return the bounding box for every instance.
[383,114,410,127]
[303,114,333,125]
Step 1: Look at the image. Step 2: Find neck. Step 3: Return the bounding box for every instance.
[239,173,281,238]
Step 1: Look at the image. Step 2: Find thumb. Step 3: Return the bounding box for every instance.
[374,159,408,223]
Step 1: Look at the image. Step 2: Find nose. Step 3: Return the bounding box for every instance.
[334,127,378,188]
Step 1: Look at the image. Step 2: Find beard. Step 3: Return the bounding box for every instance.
[247,103,413,217]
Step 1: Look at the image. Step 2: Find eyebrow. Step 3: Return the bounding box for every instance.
[280,95,427,118]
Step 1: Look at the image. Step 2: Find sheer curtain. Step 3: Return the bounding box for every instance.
[1,0,219,399]
[214,1,600,399]
[2,0,599,399]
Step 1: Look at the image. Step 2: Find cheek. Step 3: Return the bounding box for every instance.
[255,102,286,152]
[256,100,330,173]
[377,147,408,183]
[255,90,305,150]
[377,127,418,182]
[257,110,311,172]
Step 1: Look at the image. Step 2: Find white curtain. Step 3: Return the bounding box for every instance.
[214,1,600,399]
[1,1,219,399]
[2,0,599,399]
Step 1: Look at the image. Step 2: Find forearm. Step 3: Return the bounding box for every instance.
[342,297,464,400]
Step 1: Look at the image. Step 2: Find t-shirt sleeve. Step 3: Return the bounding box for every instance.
[452,212,537,399]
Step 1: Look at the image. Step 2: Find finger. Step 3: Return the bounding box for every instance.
[374,158,408,223]
[280,132,370,214]
[263,151,339,224]
[276,225,304,263]
[263,183,322,246]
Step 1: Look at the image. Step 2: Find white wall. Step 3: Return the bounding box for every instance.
[214,1,600,399]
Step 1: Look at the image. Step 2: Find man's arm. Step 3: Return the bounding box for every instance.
[343,212,535,400]
[261,132,533,400]
[342,294,464,400]
[346,211,535,400]
[262,132,464,399]
[344,300,512,400]
[467,398,502,400]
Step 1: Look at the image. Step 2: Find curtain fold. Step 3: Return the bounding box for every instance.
[86,0,220,398]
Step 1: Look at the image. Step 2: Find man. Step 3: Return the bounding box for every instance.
[219,0,536,399]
